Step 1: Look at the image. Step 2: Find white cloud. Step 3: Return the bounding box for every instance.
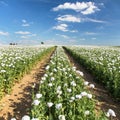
[85,18,106,23]
[70,30,78,33]
[15,31,31,35]
[85,32,97,35]
[21,19,30,27]
[0,31,9,36]
[53,24,68,32]
[81,2,99,15]
[53,24,78,32]
[56,15,106,24]
[53,2,99,15]
[57,15,81,22]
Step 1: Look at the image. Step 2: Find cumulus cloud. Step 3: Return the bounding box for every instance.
[15,31,31,35]
[57,15,81,22]
[81,2,99,15]
[22,19,30,27]
[56,15,106,24]
[53,2,99,15]
[53,24,78,32]
[53,24,68,32]
[0,31,9,36]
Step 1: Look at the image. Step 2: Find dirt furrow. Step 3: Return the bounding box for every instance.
[64,48,120,120]
[0,51,53,120]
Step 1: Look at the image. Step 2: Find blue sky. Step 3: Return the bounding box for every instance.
[0,0,120,45]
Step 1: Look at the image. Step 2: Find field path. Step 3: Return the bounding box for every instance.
[0,50,53,120]
[64,48,120,120]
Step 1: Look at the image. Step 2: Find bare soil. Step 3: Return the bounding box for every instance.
[65,50,120,120]
[0,51,53,120]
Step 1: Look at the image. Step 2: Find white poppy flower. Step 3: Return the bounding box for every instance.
[64,83,67,87]
[41,77,46,81]
[76,70,84,76]
[58,115,66,120]
[67,88,72,93]
[89,84,95,89]
[71,81,76,86]
[48,83,53,87]
[0,70,6,73]
[81,91,87,96]
[71,96,75,101]
[45,65,50,70]
[51,77,55,81]
[69,100,73,103]
[31,118,39,120]
[47,102,53,108]
[56,103,62,110]
[57,86,61,90]
[40,80,44,84]
[84,81,89,86]
[44,74,48,77]
[85,110,90,115]
[36,93,42,99]
[33,99,40,106]
[106,109,116,117]
[75,94,82,99]
[11,118,16,120]
[87,94,92,99]
[21,115,30,120]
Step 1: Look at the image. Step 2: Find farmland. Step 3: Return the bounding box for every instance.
[0,46,55,99]
[64,46,120,99]
[0,45,119,120]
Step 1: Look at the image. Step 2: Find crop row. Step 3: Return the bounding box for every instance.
[0,46,55,99]
[63,46,120,100]
[16,47,109,120]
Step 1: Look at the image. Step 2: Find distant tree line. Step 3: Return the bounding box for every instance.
[41,42,44,44]
[9,43,17,45]
[9,42,44,45]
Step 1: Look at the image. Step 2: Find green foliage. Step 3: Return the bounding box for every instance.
[0,46,55,99]
[30,47,108,120]
[64,46,120,100]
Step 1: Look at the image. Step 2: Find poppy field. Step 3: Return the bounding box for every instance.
[64,46,120,100]
[0,45,118,120]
